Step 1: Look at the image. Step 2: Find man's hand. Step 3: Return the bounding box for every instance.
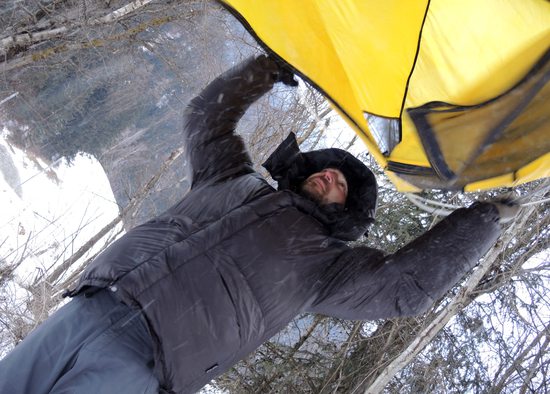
[257,54,299,87]
[491,200,521,224]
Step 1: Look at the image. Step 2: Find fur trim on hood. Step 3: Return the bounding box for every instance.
[262,133,377,241]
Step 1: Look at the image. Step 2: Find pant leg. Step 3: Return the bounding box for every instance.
[0,289,158,394]
[50,293,159,394]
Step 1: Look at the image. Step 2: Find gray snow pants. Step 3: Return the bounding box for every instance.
[0,289,159,394]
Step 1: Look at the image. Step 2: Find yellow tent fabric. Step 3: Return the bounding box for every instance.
[220,0,550,192]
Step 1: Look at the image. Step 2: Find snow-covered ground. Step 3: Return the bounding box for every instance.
[0,129,121,289]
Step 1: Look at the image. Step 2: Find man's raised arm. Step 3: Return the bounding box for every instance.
[183,55,284,187]
[308,202,503,320]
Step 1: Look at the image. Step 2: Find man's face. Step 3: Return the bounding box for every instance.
[301,168,348,206]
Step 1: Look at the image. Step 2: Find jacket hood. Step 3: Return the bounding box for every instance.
[262,133,377,241]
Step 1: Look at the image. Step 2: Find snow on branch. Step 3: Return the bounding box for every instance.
[0,27,68,57]
[0,0,154,58]
[95,0,154,24]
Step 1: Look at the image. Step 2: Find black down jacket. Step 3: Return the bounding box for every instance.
[71,57,502,393]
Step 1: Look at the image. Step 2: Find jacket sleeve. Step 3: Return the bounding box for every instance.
[308,202,502,320]
[183,56,278,187]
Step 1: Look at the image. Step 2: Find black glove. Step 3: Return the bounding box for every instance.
[256,54,299,87]
[274,57,299,87]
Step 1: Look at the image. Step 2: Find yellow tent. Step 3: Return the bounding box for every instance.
[219,0,550,192]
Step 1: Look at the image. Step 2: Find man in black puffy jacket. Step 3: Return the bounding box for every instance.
[0,56,515,394]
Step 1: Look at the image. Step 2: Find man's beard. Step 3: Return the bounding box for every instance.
[300,179,325,205]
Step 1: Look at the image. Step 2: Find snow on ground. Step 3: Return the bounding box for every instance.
[0,130,121,290]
